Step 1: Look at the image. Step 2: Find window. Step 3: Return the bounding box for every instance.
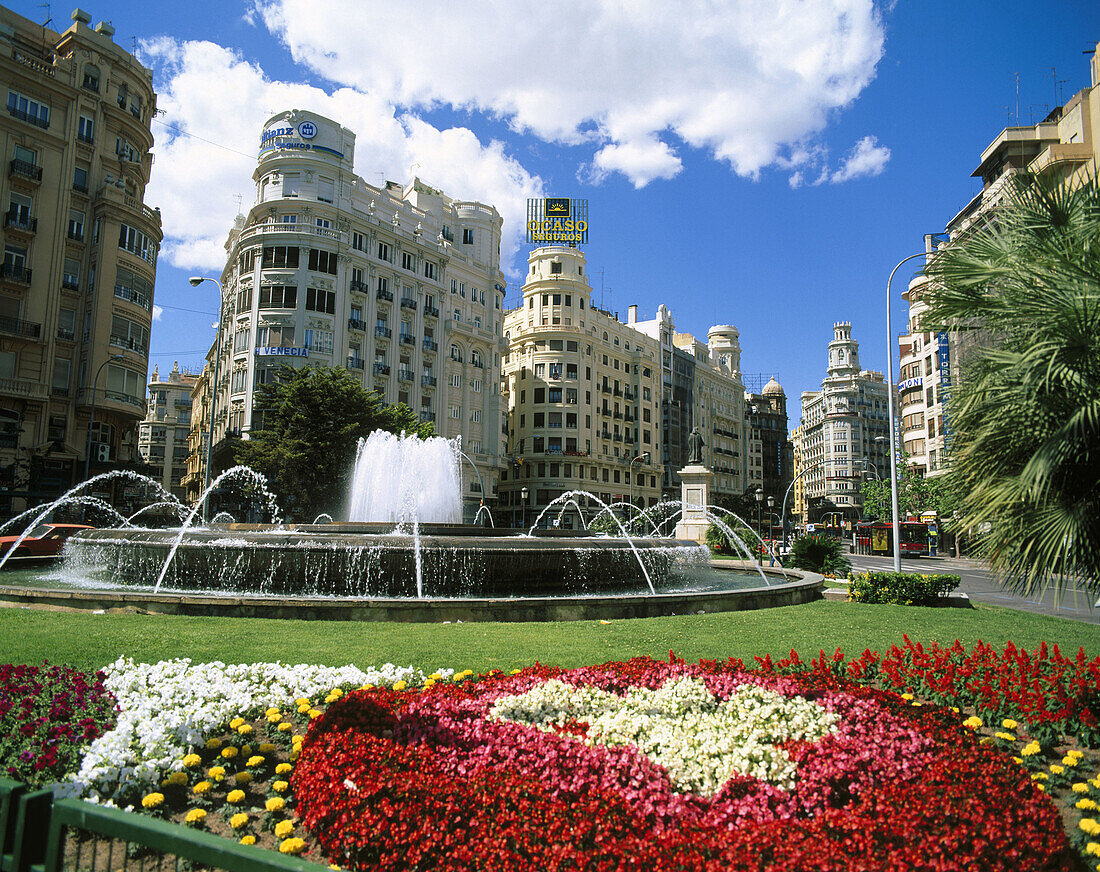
[62,258,81,291]
[114,266,152,309]
[233,327,250,353]
[450,407,461,419]
[473,315,481,329]
[109,315,149,353]
[77,115,94,143]
[317,177,334,203]
[423,261,436,280]
[377,241,391,261]
[304,329,334,354]
[315,217,330,231]
[462,228,474,244]
[550,261,562,274]
[308,249,337,274]
[6,90,49,128]
[450,344,461,361]
[262,246,299,268]
[82,65,100,91]
[235,286,253,313]
[471,350,483,368]
[115,137,136,162]
[450,373,460,387]
[52,359,70,395]
[534,388,545,403]
[548,388,562,403]
[471,409,482,424]
[68,210,85,241]
[282,173,300,197]
[257,324,295,347]
[259,285,297,309]
[453,308,461,322]
[280,214,298,225]
[118,223,156,264]
[73,165,88,192]
[230,369,247,393]
[472,379,482,393]
[305,287,335,314]
[401,251,415,270]
[352,231,365,251]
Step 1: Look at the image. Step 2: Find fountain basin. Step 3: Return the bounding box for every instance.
[64,524,715,598]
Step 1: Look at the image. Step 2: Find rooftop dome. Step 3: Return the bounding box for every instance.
[762,377,784,396]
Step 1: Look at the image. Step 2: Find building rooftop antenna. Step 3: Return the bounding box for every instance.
[233,193,243,215]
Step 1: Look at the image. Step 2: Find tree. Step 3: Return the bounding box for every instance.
[858,463,961,522]
[234,365,434,521]
[923,171,1100,595]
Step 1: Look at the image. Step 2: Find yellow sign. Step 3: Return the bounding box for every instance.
[526,218,589,243]
[872,528,889,552]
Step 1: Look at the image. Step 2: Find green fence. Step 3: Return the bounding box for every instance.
[0,779,328,872]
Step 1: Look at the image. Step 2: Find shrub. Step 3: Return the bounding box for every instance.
[704,518,758,557]
[848,571,961,605]
[786,534,851,576]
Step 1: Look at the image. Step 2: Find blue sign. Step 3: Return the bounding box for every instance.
[298,121,317,139]
[256,347,308,357]
[898,376,923,391]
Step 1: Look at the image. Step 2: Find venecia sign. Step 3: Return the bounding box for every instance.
[256,347,308,357]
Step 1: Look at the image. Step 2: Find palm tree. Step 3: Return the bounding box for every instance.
[923,171,1100,596]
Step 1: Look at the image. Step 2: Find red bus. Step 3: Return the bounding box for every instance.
[855,520,928,557]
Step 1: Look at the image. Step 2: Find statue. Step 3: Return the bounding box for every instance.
[687,426,705,466]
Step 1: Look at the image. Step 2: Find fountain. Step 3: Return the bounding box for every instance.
[0,432,823,621]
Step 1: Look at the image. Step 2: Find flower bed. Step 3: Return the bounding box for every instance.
[0,663,116,784]
[293,656,1073,871]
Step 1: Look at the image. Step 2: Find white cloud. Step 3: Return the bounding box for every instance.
[828,135,891,183]
[251,0,885,186]
[140,39,544,275]
[152,305,164,321]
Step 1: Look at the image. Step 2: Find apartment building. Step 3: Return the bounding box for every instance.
[137,362,195,501]
[900,42,1100,477]
[798,323,891,522]
[0,7,161,517]
[745,377,792,507]
[501,246,662,526]
[194,110,507,519]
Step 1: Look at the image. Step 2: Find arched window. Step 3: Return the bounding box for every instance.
[450,344,461,362]
[471,350,483,368]
[82,64,100,92]
[603,332,609,341]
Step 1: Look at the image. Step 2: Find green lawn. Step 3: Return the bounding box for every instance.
[2,600,1097,672]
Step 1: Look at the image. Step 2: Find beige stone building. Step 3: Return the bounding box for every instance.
[193,110,506,519]
[137,362,196,501]
[0,7,161,517]
[501,245,662,527]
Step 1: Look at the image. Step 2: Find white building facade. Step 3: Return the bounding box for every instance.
[137,362,195,500]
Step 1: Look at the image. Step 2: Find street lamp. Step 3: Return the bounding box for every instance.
[781,460,826,549]
[754,486,764,534]
[766,494,774,534]
[628,452,649,515]
[520,485,529,531]
[190,276,224,513]
[83,354,125,481]
[885,253,927,572]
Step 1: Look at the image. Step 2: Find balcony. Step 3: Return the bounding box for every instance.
[8,159,41,183]
[372,363,390,376]
[347,358,365,370]
[348,318,366,332]
[114,285,152,312]
[421,375,437,388]
[397,368,415,382]
[0,315,40,338]
[109,335,148,354]
[56,327,74,341]
[0,264,32,286]
[374,326,392,340]
[399,333,416,346]
[4,212,36,235]
[7,106,49,130]
[422,338,438,353]
[376,288,393,303]
[349,280,368,294]
[400,297,417,310]
[424,305,439,319]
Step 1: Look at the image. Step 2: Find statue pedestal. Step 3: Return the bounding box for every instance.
[674,464,713,543]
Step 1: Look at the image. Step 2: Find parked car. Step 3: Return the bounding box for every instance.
[0,523,94,564]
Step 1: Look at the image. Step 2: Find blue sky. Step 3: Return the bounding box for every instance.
[13,0,1099,418]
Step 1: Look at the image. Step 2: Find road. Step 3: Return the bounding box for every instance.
[848,553,1100,627]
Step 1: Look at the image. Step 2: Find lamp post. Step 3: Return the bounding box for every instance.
[781,460,825,549]
[520,485,529,531]
[628,452,649,516]
[190,276,224,516]
[766,494,774,535]
[754,486,764,535]
[83,354,125,481]
[885,253,927,572]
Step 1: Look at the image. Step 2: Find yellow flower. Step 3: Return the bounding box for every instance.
[205,738,222,750]
[277,722,292,733]
[1012,757,1023,764]
[1075,783,1093,794]
[229,717,245,729]
[165,771,189,787]
[289,749,300,762]
[265,707,280,716]
[1021,741,1041,757]
[1062,755,1080,767]
[962,716,982,730]
[900,693,914,701]
[226,789,246,804]
[1001,718,1018,730]
[274,820,295,838]
[1032,772,1049,781]
[993,732,1015,741]
[308,709,323,719]
[192,781,213,796]
[1080,818,1100,837]
[239,835,256,846]
[1069,749,1085,760]
[275,763,293,775]
[1092,777,1100,789]
[247,756,265,768]
[292,735,304,745]
[266,797,286,812]
[1078,799,1099,811]
[950,707,960,714]
[297,704,310,714]
[422,679,436,690]
[230,813,250,830]
[294,698,309,707]
[428,673,441,681]
[392,680,407,692]
[266,713,283,724]
[237,724,253,736]
[240,745,253,757]
[208,766,226,782]
[1036,784,1046,792]
[185,808,207,825]
[279,838,305,855]
[141,792,165,809]
[360,683,374,690]
[272,780,290,793]
[1051,765,1065,775]
[182,754,202,769]
[235,772,252,785]
[220,747,238,760]
[258,743,276,754]
[324,692,339,704]
[1087,842,1100,857]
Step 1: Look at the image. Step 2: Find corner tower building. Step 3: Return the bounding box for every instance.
[200,111,506,518]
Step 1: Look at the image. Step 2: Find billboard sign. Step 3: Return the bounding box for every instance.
[526,197,588,245]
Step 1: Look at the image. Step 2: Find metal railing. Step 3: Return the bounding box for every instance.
[8,159,41,182]
[0,315,40,338]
